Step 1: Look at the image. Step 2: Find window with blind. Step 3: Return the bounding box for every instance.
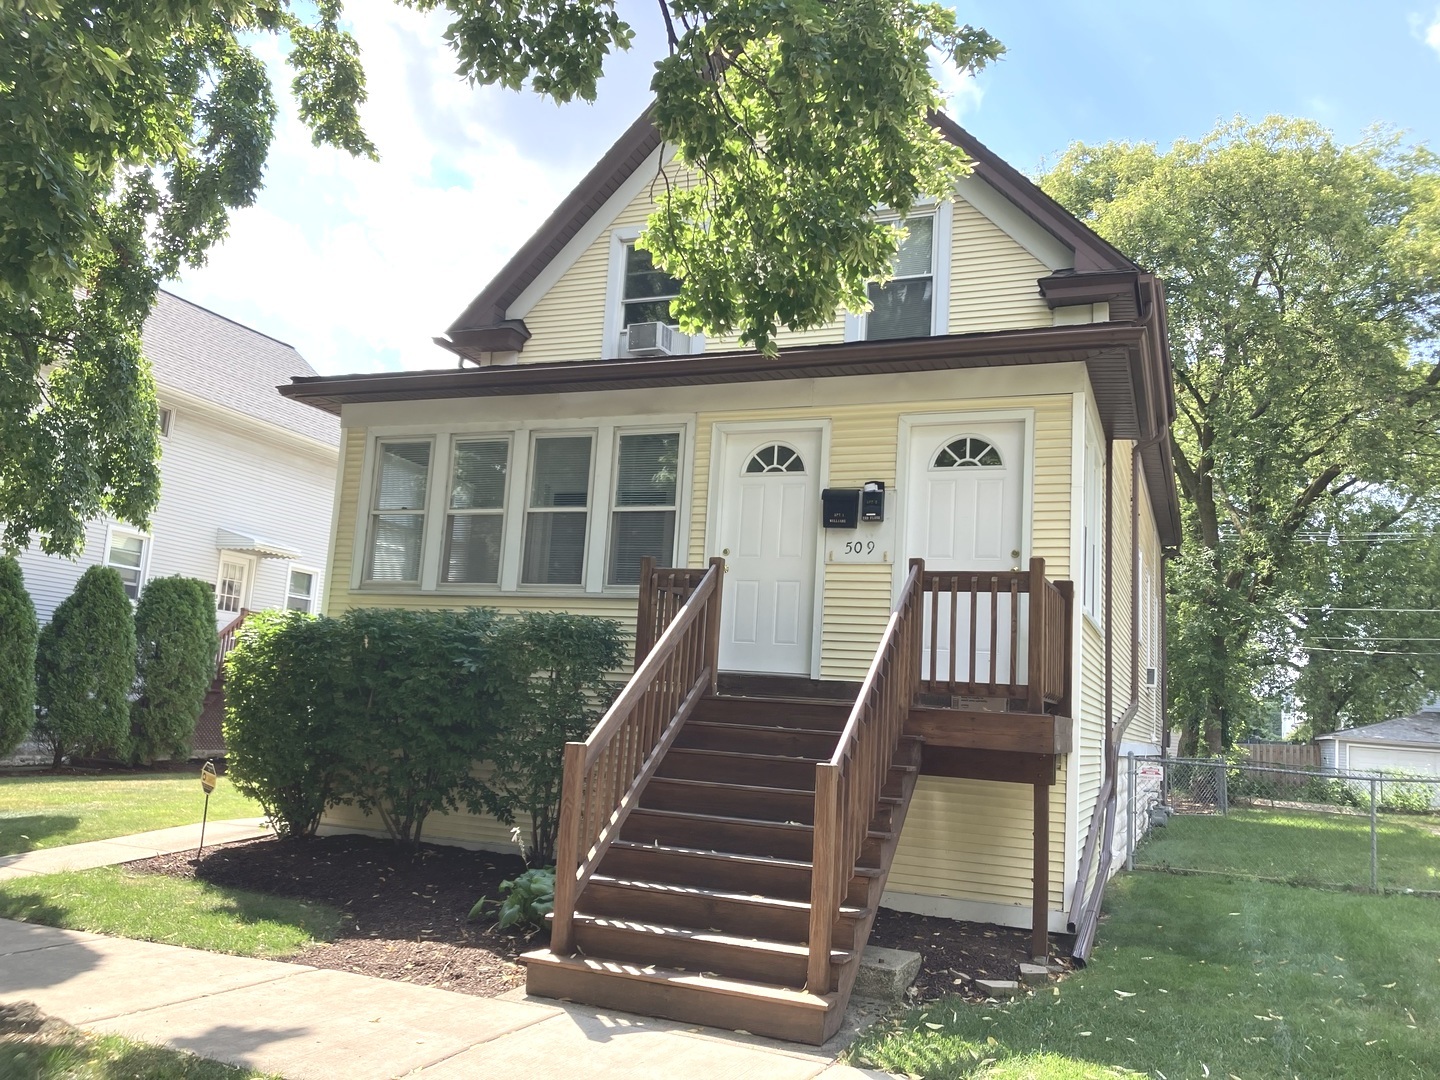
[866,215,934,341]
[522,435,592,586]
[443,438,509,584]
[607,432,679,585]
[365,440,431,583]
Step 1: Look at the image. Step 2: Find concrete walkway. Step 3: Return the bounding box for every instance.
[0,824,896,1078]
[0,818,269,881]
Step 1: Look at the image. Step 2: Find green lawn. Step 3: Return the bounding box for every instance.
[1134,807,1440,892]
[0,868,341,957]
[849,874,1440,1079]
[0,1030,277,1080]
[0,773,262,856]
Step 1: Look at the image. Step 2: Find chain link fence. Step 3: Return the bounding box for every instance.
[1122,754,1440,895]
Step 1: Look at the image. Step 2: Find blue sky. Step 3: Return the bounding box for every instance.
[167,1,1440,375]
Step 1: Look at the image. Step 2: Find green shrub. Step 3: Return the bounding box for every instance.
[335,608,519,847]
[0,556,39,758]
[477,612,626,865]
[1377,772,1435,814]
[471,867,555,931]
[224,610,350,837]
[129,576,217,763]
[34,565,135,767]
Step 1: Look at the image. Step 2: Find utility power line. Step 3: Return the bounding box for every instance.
[1301,646,1440,656]
[1299,607,1440,613]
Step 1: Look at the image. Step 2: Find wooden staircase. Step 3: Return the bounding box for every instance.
[525,694,921,1043]
[523,558,928,1044]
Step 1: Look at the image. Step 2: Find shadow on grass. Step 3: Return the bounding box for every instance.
[0,1027,272,1079]
[0,816,83,857]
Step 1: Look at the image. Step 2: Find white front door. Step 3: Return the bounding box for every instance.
[215,555,254,628]
[906,420,1026,687]
[715,429,822,675]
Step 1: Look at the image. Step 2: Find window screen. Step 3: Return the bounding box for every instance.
[607,432,679,585]
[522,435,592,585]
[366,441,430,582]
[866,215,934,341]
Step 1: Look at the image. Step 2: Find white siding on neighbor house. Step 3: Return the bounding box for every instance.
[16,400,336,623]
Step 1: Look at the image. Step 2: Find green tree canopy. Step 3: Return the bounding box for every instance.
[3,0,999,554]
[1043,118,1440,753]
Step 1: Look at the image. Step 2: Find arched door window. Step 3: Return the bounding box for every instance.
[745,443,806,474]
[932,436,1003,469]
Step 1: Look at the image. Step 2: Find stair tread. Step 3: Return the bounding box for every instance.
[573,913,854,962]
[630,805,894,840]
[608,838,883,877]
[523,948,837,1010]
[685,720,844,738]
[647,776,901,806]
[587,874,868,918]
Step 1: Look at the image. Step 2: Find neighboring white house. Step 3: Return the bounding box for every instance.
[17,291,340,626]
[1317,700,1440,776]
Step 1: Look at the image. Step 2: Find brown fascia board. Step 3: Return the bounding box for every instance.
[1037,270,1143,311]
[443,108,661,340]
[443,321,531,356]
[439,107,1140,357]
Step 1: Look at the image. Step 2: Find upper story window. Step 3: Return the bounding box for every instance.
[105,530,147,601]
[364,440,432,584]
[622,245,681,329]
[157,408,173,437]
[866,215,934,341]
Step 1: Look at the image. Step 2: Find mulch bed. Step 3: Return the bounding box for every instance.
[129,833,534,997]
[130,832,1061,1004]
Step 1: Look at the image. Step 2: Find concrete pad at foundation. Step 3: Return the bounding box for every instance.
[0,934,305,1024]
[91,967,562,1080]
[412,1004,835,1080]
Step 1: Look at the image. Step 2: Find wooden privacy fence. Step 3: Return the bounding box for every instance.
[807,558,924,992]
[1237,741,1322,774]
[550,558,724,953]
[918,558,1073,713]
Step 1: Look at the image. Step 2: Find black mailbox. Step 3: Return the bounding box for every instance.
[821,488,860,529]
[860,481,886,522]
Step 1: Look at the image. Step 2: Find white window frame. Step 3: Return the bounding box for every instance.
[357,418,692,596]
[606,426,685,587]
[519,429,598,590]
[845,200,952,342]
[286,566,319,613]
[104,524,150,602]
[216,552,256,615]
[157,407,173,437]
[362,437,435,587]
[601,230,705,360]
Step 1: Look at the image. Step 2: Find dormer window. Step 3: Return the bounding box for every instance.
[622,245,681,329]
[866,215,935,341]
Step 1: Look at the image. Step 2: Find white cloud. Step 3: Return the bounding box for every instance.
[167,1,571,374]
[1428,11,1440,56]
[930,48,986,121]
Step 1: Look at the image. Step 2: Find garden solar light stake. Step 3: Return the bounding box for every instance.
[197,760,218,858]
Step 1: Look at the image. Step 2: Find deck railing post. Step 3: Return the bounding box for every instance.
[551,741,587,953]
[1026,557,1047,713]
[634,556,658,672]
[807,763,841,993]
[705,556,724,695]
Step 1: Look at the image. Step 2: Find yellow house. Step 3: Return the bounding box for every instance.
[282,110,1179,1043]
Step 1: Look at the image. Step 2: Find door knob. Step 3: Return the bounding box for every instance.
[722,548,730,556]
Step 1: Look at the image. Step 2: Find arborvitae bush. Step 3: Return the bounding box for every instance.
[129,576,217,763]
[0,556,39,758]
[224,610,350,837]
[34,565,136,767]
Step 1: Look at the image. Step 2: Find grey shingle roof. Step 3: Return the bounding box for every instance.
[142,291,340,447]
[1318,704,1440,747]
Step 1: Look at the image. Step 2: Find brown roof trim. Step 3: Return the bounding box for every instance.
[439,107,1140,359]
[442,321,531,354]
[1037,270,1143,310]
[444,108,661,337]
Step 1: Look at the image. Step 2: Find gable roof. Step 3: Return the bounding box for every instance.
[441,108,1139,356]
[144,291,340,448]
[1317,705,1440,748]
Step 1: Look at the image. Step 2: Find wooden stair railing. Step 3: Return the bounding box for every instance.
[807,558,924,993]
[215,607,249,683]
[918,558,1072,713]
[550,558,724,954]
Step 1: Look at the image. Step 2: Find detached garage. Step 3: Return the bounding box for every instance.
[1318,701,1440,776]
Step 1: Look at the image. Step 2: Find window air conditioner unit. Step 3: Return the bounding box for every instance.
[626,320,680,356]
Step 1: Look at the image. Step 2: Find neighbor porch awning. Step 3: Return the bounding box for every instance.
[216,528,301,560]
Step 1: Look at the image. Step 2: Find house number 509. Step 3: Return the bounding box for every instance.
[843,540,875,555]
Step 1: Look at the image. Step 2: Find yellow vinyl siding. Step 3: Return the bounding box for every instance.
[325,765,534,855]
[518,163,1060,364]
[949,198,1055,334]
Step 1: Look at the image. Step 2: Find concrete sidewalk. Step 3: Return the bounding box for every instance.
[0,818,268,881]
[0,920,894,1079]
